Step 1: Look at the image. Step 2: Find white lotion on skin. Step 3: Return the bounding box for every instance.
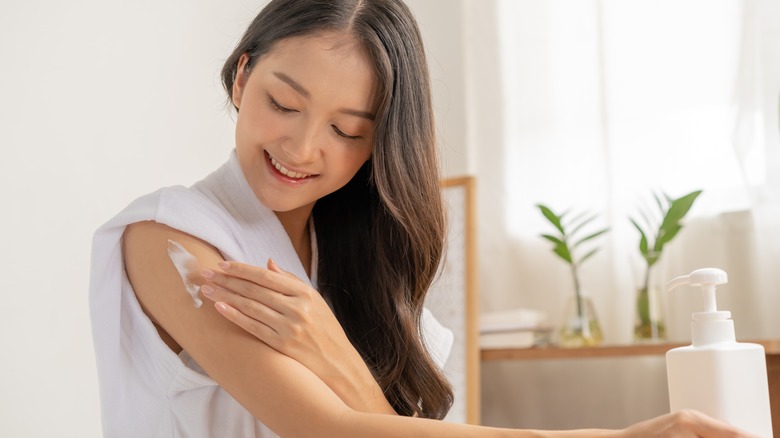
[166,239,203,308]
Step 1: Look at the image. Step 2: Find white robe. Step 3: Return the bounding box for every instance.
[88,149,454,437]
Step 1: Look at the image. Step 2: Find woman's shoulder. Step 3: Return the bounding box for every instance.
[95,185,211,231]
[122,220,221,313]
[94,184,242,260]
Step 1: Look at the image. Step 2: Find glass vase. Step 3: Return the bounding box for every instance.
[634,285,666,342]
[558,295,603,348]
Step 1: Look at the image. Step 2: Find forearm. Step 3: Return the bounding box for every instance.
[332,411,622,438]
[324,347,397,415]
[201,257,396,414]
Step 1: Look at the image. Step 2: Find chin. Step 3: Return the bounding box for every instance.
[260,194,316,214]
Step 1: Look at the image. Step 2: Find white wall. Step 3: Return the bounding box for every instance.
[0,2,255,435]
[406,0,469,178]
[0,1,467,436]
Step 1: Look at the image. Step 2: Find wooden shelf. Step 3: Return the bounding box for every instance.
[481,339,780,361]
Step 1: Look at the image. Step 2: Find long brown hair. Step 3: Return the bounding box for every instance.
[221,0,452,418]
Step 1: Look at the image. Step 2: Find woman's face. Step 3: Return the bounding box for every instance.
[231,31,379,215]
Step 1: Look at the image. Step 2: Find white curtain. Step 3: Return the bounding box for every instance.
[472,0,780,429]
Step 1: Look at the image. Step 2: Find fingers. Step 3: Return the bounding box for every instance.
[202,269,288,313]
[268,258,300,280]
[627,410,756,438]
[202,260,319,320]
[214,260,304,297]
[673,410,751,438]
[201,282,281,322]
[268,258,282,272]
[203,259,325,325]
[213,302,281,350]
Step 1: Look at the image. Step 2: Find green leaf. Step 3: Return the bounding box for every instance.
[567,209,589,225]
[541,234,564,246]
[653,192,667,215]
[537,204,565,234]
[630,189,701,269]
[537,205,608,269]
[646,251,660,267]
[653,191,700,252]
[630,218,649,256]
[636,206,656,240]
[552,243,572,263]
[654,224,682,254]
[574,228,609,248]
[577,248,600,265]
[659,190,701,231]
[537,204,609,298]
[570,213,598,237]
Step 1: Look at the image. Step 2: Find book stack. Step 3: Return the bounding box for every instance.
[479,308,552,349]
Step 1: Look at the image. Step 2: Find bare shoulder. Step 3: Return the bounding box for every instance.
[122,220,226,352]
[122,220,222,301]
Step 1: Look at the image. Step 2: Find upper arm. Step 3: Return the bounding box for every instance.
[122,221,351,436]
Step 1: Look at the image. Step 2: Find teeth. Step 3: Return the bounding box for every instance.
[270,155,311,179]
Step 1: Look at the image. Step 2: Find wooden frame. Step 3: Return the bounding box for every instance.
[425,176,480,424]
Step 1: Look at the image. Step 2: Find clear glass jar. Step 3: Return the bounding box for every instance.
[558,295,603,348]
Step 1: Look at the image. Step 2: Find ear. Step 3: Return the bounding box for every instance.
[232,54,251,110]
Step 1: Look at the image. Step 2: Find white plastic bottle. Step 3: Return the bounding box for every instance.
[665,268,773,437]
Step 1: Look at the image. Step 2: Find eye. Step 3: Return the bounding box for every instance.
[331,125,361,141]
[268,94,297,113]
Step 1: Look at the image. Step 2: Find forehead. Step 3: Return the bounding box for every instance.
[255,32,380,108]
[267,31,367,63]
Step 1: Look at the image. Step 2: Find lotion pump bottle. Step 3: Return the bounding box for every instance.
[665,268,773,437]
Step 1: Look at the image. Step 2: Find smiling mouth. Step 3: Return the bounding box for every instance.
[265,151,318,180]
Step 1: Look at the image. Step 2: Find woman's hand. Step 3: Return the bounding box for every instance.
[620,410,757,438]
[200,259,396,415]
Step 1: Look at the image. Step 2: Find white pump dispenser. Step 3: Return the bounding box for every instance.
[665,268,773,437]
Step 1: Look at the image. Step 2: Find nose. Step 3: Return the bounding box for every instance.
[281,119,322,165]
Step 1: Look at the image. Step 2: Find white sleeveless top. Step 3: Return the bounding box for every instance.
[88,149,453,437]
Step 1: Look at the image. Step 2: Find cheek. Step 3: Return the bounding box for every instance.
[331,146,372,181]
[236,106,288,146]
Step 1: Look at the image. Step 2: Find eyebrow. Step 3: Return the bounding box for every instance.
[272,71,375,121]
[273,71,310,99]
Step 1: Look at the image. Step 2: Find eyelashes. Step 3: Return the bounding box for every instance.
[267,94,362,141]
[268,95,296,113]
[331,125,360,141]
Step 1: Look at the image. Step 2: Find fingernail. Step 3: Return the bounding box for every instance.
[215,302,229,313]
[201,285,214,295]
[202,269,214,279]
[269,258,280,270]
[218,261,230,270]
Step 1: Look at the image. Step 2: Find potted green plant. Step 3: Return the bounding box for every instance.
[537,204,609,347]
[629,190,702,341]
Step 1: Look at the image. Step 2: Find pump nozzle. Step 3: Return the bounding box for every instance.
[667,268,734,346]
[666,268,728,313]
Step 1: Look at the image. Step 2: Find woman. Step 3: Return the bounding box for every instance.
[90,0,752,436]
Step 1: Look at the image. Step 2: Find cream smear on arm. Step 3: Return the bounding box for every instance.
[166,239,204,308]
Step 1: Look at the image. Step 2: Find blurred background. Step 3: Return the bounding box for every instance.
[1,0,779,435]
